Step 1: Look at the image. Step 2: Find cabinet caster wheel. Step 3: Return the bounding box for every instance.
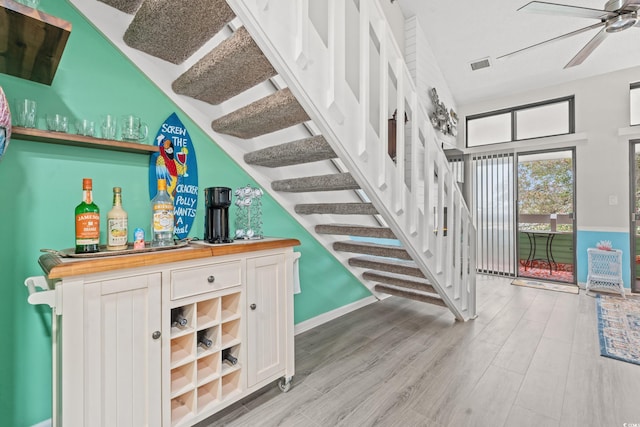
[278,377,291,393]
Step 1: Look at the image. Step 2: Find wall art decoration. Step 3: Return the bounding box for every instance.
[149,112,199,239]
[0,87,12,163]
[429,88,457,137]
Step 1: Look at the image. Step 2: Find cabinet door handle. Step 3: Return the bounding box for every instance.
[250,303,257,310]
[152,331,161,340]
[207,275,215,283]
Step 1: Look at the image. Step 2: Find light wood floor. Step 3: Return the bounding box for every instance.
[198,275,640,426]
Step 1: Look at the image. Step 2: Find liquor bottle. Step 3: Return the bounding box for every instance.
[171,308,188,328]
[75,178,100,254]
[222,348,238,365]
[106,187,128,251]
[197,330,213,349]
[151,178,175,247]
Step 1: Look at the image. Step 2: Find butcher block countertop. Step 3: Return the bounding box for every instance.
[39,238,300,279]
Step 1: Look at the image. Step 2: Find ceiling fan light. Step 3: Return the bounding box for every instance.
[605,13,637,33]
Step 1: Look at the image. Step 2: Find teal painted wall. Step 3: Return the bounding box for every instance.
[576,230,630,288]
[0,2,370,425]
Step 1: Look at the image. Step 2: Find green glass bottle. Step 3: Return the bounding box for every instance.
[75,178,100,254]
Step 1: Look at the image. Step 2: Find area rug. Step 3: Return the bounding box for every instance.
[596,294,640,365]
[511,278,579,294]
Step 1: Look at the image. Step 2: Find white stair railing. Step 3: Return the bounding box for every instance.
[230,0,476,320]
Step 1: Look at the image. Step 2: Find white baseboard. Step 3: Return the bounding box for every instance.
[31,420,51,427]
[294,296,378,335]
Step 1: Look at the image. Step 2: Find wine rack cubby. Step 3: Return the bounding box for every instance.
[171,333,195,368]
[196,381,220,413]
[196,326,219,358]
[171,390,195,426]
[221,319,241,349]
[171,305,195,338]
[171,361,195,398]
[221,344,241,376]
[196,298,220,329]
[169,290,242,426]
[221,369,241,398]
[221,293,241,322]
[197,353,220,386]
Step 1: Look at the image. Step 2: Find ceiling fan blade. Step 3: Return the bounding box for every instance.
[497,21,605,60]
[609,0,640,11]
[564,27,609,68]
[519,1,615,20]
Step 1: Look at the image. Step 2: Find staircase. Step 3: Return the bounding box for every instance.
[72,0,476,321]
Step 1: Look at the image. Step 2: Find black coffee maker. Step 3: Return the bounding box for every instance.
[204,187,233,244]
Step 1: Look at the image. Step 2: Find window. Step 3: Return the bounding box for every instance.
[630,83,640,126]
[467,113,511,147]
[466,96,574,147]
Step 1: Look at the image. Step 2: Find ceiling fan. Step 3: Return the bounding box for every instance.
[498,0,640,68]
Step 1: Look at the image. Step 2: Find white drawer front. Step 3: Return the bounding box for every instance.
[171,261,242,299]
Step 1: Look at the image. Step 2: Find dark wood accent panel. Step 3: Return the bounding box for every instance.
[0,0,72,85]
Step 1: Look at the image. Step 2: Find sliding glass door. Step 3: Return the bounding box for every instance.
[471,152,516,276]
[470,148,576,282]
[517,149,576,283]
[629,141,640,293]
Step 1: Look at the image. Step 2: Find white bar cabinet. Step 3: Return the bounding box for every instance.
[26,238,299,427]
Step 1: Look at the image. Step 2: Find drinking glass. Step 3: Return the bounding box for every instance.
[101,114,117,140]
[15,99,37,128]
[121,115,148,142]
[46,114,68,132]
[76,119,95,137]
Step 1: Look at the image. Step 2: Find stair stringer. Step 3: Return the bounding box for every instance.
[67,0,393,301]
[227,0,477,320]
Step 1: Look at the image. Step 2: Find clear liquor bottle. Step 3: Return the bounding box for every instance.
[151,178,175,247]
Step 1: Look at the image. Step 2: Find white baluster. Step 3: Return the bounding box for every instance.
[326,0,345,125]
[295,0,310,69]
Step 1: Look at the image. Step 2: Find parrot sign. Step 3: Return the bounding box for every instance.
[149,113,198,240]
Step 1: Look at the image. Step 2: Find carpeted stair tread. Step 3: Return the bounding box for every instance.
[333,240,411,260]
[349,256,425,278]
[172,26,277,105]
[374,284,446,307]
[244,135,336,167]
[272,173,358,193]
[211,88,310,139]
[295,203,378,215]
[123,0,235,64]
[315,224,396,239]
[99,0,144,14]
[363,271,435,294]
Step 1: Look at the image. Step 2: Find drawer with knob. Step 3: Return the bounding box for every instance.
[171,261,242,300]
